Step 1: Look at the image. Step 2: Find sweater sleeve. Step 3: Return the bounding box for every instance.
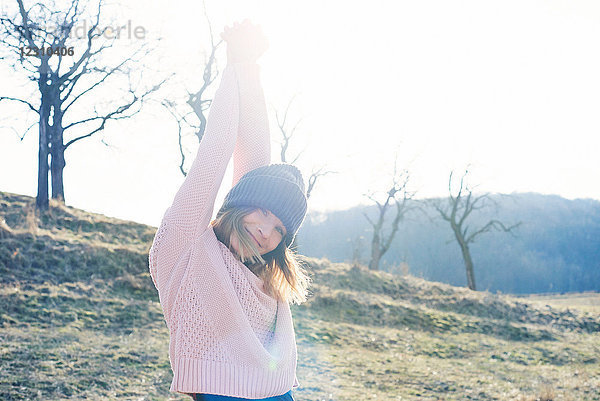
[231,63,271,187]
[164,64,240,237]
[149,63,270,299]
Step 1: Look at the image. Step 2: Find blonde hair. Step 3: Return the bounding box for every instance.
[211,206,311,305]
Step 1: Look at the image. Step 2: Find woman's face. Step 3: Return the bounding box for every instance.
[231,208,287,256]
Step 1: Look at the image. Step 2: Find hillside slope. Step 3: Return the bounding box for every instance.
[1,191,599,400]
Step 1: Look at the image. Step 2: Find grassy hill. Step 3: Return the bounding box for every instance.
[1,191,599,401]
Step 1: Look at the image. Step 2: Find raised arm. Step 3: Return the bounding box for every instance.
[164,64,240,238]
[232,62,271,186]
[149,62,241,300]
[164,20,270,239]
[221,21,271,186]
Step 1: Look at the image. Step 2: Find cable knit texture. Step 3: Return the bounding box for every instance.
[148,62,299,398]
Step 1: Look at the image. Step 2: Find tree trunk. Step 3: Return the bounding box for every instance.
[36,58,51,211]
[459,241,476,291]
[36,106,50,211]
[369,233,381,270]
[49,83,66,203]
[451,220,477,291]
[50,128,65,203]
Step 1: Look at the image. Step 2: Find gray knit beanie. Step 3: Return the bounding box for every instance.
[219,164,307,246]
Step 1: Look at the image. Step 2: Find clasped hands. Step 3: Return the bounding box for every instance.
[221,19,269,64]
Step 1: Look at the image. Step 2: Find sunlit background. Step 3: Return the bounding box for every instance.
[1,0,599,227]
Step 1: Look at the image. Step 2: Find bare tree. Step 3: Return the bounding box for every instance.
[273,95,334,199]
[428,169,521,291]
[364,161,415,270]
[161,2,222,177]
[0,0,165,210]
[274,94,303,165]
[305,165,335,200]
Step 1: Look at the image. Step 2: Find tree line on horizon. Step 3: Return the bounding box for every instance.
[297,192,600,295]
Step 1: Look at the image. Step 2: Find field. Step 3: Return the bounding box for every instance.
[516,292,600,314]
[1,191,599,400]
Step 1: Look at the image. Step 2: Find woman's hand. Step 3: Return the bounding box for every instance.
[220,19,269,64]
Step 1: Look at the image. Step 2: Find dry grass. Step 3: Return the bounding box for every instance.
[517,292,600,314]
[511,384,559,401]
[0,218,13,238]
[1,191,599,400]
[24,202,38,236]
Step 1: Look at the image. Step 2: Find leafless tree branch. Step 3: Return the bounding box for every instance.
[64,76,167,149]
[0,96,38,112]
[306,166,336,199]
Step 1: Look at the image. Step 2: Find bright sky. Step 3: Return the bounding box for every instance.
[1,0,599,227]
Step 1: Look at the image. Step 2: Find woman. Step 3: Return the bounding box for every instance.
[148,20,311,400]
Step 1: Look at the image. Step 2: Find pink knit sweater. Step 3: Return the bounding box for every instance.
[148,62,299,398]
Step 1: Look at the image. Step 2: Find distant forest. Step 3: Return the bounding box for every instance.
[296,193,600,294]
